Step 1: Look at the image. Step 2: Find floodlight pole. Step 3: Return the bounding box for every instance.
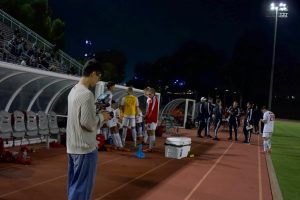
[268,8,278,110]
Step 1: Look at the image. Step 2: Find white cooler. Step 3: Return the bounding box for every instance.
[165,137,191,159]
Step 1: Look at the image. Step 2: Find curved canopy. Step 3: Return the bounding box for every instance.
[0,61,79,115]
[160,98,196,128]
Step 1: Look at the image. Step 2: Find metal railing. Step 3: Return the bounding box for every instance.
[0,9,83,75]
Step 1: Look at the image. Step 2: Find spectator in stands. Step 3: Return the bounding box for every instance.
[67,59,111,200]
[20,59,26,66]
[0,30,4,47]
[0,30,4,40]
[0,30,4,52]
[0,25,66,73]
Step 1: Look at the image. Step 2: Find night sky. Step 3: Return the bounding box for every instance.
[49,0,300,81]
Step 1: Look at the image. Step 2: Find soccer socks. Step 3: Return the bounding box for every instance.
[149,135,155,149]
[102,128,109,140]
[138,126,143,137]
[143,131,149,144]
[132,128,137,146]
[267,138,272,150]
[112,134,118,147]
[122,127,128,145]
[116,134,123,148]
[149,131,156,149]
[263,139,268,152]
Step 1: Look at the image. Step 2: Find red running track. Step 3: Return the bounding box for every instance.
[0,129,272,200]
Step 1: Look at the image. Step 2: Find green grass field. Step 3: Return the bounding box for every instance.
[271,120,300,200]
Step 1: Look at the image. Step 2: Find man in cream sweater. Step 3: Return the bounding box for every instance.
[67,59,111,200]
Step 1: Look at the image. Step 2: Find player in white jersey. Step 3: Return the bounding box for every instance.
[109,100,124,150]
[102,82,115,140]
[261,106,275,153]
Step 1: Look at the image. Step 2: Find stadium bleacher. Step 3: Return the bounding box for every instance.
[0,9,83,76]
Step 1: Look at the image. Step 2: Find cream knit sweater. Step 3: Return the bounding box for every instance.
[67,83,104,154]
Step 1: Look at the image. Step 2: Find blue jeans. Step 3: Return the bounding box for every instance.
[68,149,98,200]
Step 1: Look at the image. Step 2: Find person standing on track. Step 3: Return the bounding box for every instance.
[143,87,159,152]
[227,101,240,141]
[213,99,223,140]
[142,87,151,144]
[103,81,115,142]
[197,97,208,138]
[121,87,139,147]
[261,106,275,153]
[206,97,214,138]
[243,102,254,144]
[67,59,111,200]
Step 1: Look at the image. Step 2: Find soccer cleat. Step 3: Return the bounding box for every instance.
[268,148,272,154]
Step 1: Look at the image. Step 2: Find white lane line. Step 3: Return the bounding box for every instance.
[95,144,202,200]
[0,157,123,198]
[184,142,233,200]
[258,136,263,200]
[94,159,173,200]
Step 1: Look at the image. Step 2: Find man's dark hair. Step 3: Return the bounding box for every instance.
[107,81,115,89]
[82,59,103,77]
[261,106,267,110]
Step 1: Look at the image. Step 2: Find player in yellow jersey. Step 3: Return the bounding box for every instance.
[121,87,139,147]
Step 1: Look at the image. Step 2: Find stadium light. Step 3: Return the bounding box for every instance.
[268,2,288,110]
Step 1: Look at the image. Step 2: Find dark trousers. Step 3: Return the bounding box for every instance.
[229,120,238,139]
[243,124,252,142]
[197,118,208,137]
[214,119,221,138]
[253,120,259,133]
[206,117,212,137]
[68,149,98,200]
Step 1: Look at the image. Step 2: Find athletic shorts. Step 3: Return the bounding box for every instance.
[146,122,157,131]
[106,118,117,128]
[262,132,273,138]
[122,117,136,128]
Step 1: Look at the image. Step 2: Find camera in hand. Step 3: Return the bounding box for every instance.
[95,93,114,118]
[96,93,110,110]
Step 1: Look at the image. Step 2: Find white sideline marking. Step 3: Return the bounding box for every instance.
[258,136,263,200]
[0,157,122,198]
[94,159,173,200]
[94,144,200,200]
[184,142,233,200]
